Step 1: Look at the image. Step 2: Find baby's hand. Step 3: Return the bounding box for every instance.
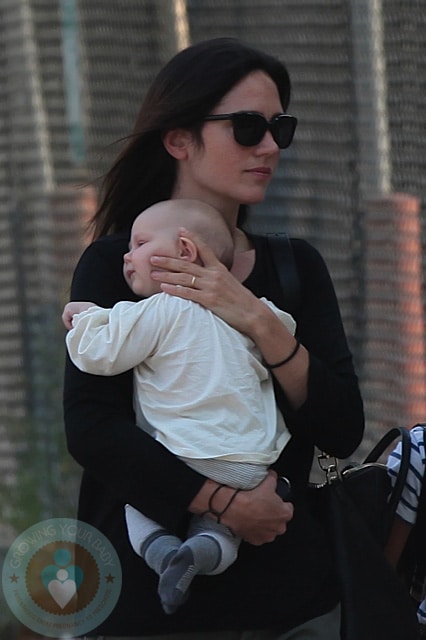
[62,301,96,330]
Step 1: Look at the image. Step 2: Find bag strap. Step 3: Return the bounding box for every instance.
[363,426,410,463]
[265,232,301,316]
[364,426,412,521]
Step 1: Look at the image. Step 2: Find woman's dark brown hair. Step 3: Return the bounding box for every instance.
[91,37,292,239]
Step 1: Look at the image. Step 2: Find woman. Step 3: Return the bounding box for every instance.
[64,37,364,639]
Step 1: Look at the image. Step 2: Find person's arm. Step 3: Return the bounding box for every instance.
[271,238,364,459]
[189,471,293,545]
[150,234,364,459]
[246,300,308,409]
[385,426,424,566]
[65,299,163,376]
[385,516,413,568]
[64,236,293,542]
[62,301,98,330]
[150,233,308,406]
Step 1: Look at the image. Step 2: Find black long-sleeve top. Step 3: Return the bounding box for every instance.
[63,232,364,636]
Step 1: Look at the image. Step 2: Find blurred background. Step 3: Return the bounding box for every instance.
[0,0,425,636]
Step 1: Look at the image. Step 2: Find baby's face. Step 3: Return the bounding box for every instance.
[123,211,179,298]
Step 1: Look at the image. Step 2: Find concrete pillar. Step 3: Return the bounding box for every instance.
[362,193,426,432]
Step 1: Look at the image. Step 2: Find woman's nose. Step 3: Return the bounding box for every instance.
[257,129,280,154]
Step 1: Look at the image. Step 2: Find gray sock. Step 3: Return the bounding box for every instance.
[141,530,182,576]
[158,535,221,614]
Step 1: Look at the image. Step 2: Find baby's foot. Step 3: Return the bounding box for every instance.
[158,546,197,614]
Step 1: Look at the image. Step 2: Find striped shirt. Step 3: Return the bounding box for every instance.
[387,426,426,525]
[387,425,426,626]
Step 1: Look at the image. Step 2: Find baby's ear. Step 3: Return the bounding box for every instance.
[178,236,198,262]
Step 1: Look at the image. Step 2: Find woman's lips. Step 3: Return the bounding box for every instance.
[246,166,272,178]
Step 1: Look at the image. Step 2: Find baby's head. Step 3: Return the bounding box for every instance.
[123,199,234,297]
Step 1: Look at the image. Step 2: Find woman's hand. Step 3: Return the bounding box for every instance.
[151,227,309,408]
[150,227,260,335]
[189,472,294,546]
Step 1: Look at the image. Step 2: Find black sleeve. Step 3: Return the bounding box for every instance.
[276,238,365,459]
[63,236,206,525]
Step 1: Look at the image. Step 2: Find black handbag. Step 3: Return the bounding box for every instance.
[333,426,411,547]
[314,427,419,640]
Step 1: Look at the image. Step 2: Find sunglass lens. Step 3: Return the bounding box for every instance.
[273,116,297,149]
[233,113,266,146]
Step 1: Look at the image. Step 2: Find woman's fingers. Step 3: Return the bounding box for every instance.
[150,255,198,276]
[149,229,262,335]
[150,250,229,297]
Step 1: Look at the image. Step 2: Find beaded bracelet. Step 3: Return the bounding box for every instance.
[263,339,300,370]
[201,484,241,524]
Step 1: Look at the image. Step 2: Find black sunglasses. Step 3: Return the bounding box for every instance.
[203,111,297,149]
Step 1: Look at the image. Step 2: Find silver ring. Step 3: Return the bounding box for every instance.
[191,275,196,287]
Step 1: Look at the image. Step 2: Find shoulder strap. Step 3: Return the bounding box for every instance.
[364,426,411,519]
[265,232,301,316]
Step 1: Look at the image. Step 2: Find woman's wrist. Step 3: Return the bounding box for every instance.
[248,302,309,408]
[189,479,242,524]
[243,297,279,341]
[248,302,296,362]
[262,339,300,370]
[200,484,241,524]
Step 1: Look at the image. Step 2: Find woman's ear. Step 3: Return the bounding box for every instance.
[178,236,199,263]
[163,129,193,160]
